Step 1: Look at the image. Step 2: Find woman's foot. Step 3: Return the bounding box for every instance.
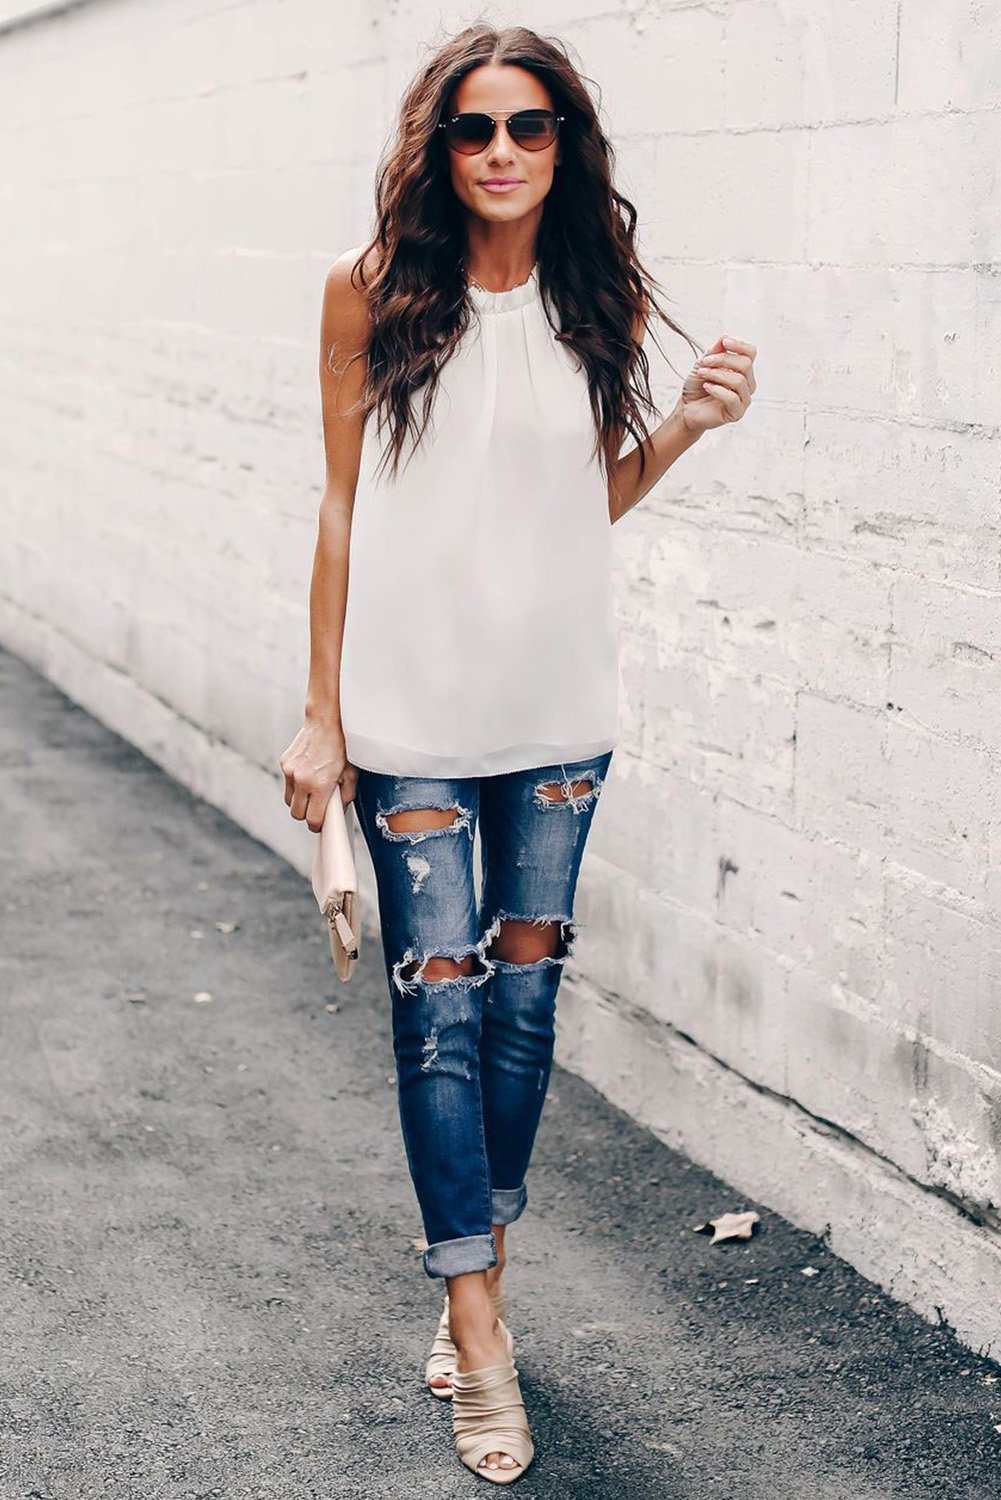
[453,1318,523,1477]
[427,1239,506,1397]
[449,1274,523,1478]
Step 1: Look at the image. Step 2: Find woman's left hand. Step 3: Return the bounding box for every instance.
[679,335,757,435]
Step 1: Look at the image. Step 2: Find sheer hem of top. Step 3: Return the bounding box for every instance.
[343,729,617,779]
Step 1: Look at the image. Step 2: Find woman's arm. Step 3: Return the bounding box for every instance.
[279,246,371,827]
[304,248,370,722]
[609,327,757,525]
[609,401,703,525]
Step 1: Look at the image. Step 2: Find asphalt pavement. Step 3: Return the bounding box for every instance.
[1,645,999,1500]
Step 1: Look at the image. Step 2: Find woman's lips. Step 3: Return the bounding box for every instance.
[480,180,523,193]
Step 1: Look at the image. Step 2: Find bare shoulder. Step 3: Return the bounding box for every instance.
[318,246,377,491]
[322,243,378,353]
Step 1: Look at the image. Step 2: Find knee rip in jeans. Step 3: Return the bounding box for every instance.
[390,908,578,998]
[391,943,495,998]
[375,802,474,843]
[533,767,604,815]
[481,910,579,968]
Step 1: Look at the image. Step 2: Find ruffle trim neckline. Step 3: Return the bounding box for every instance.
[467,263,540,314]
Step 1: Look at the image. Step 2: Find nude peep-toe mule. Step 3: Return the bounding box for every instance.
[426,1286,509,1398]
[451,1327,535,1485]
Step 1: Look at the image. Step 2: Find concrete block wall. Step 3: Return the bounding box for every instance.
[1,0,998,1352]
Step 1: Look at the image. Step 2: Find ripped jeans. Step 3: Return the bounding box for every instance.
[352,749,614,1279]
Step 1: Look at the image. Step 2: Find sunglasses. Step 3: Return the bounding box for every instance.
[437,109,564,155]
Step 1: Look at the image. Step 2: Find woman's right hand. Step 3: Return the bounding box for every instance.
[279,715,358,832]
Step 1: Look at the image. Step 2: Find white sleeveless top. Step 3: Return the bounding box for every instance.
[339,264,620,777]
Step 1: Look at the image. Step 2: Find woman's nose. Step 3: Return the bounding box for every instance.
[486,125,516,161]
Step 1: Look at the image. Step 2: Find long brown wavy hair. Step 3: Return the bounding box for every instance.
[343,23,702,496]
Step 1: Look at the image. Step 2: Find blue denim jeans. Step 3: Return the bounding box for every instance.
[352,750,614,1279]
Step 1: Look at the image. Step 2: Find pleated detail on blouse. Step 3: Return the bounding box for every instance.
[339,264,620,777]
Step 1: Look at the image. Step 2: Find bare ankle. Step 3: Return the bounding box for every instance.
[452,1314,499,1352]
[452,1314,508,1372]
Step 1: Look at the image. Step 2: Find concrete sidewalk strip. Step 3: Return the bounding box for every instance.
[1,646,998,1500]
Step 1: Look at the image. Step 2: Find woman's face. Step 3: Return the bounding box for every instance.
[443,63,561,228]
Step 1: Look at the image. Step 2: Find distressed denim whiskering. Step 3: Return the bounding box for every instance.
[352,750,614,1279]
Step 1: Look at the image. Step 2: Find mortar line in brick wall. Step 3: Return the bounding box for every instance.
[593,984,1001,1239]
[808,407,1001,432]
[651,257,1001,279]
[617,865,1001,1070]
[632,109,1001,134]
[893,0,902,109]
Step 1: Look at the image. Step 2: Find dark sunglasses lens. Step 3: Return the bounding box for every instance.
[508,112,556,148]
[448,114,495,152]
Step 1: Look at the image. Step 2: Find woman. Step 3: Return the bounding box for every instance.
[280,22,755,1485]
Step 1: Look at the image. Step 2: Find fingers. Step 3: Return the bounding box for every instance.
[696,363,743,388]
[696,352,756,394]
[705,384,744,420]
[308,770,358,829]
[279,739,305,807]
[279,721,354,825]
[721,334,757,358]
[305,788,329,834]
[701,379,746,416]
[692,353,753,418]
[280,761,357,825]
[292,782,332,832]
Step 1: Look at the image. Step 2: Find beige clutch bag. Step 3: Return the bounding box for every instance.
[310,790,361,982]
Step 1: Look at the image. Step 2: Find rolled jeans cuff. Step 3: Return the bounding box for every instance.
[491,1184,528,1226]
[423,1231,497,1280]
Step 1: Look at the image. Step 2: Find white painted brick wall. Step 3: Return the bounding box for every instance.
[1,0,999,1351]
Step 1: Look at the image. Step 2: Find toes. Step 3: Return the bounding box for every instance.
[479,1452,519,1471]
